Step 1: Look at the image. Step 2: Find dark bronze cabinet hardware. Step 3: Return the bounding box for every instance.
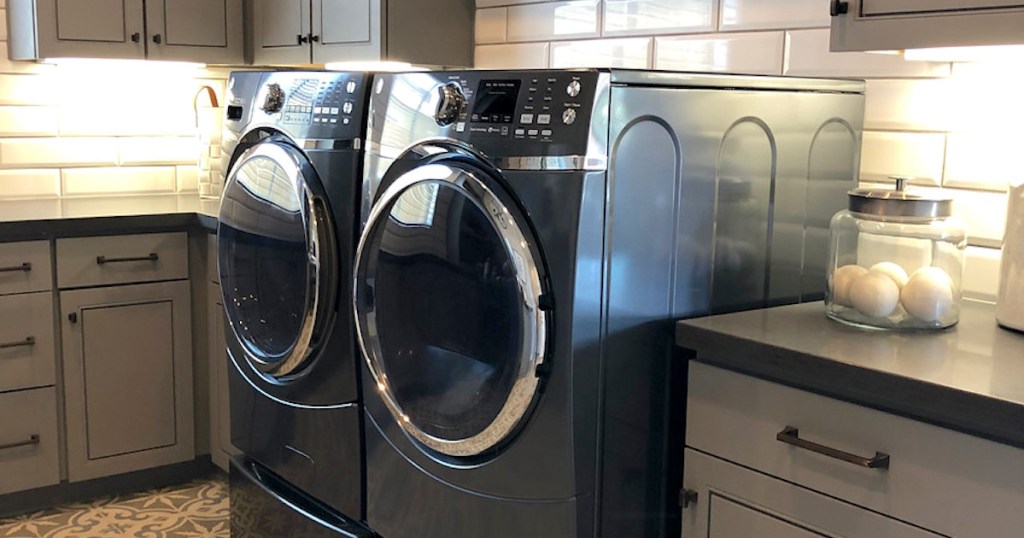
[153,34,162,44]
[679,489,699,508]
[0,336,35,349]
[131,32,141,43]
[0,262,31,273]
[0,434,40,451]
[68,312,78,324]
[830,0,850,16]
[298,34,309,44]
[777,426,890,469]
[96,253,159,265]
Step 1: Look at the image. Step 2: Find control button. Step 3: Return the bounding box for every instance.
[330,118,338,124]
[537,114,551,125]
[515,128,525,136]
[520,113,534,124]
[562,108,577,125]
[346,81,357,93]
[567,80,582,97]
[541,129,552,137]
[501,126,509,135]
[330,107,340,115]
[343,118,351,125]
[314,107,323,114]
[342,102,354,114]
[528,129,539,136]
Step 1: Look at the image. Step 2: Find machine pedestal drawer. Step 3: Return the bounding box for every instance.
[0,387,60,496]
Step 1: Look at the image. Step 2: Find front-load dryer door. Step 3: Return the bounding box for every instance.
[354,145,550,460]
[218,138,338,384]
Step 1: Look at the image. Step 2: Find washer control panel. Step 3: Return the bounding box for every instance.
[258,71,369,139]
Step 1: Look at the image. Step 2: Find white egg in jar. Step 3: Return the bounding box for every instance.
[869,262,910,289]
[850,271,901,318]
[901,267,955,322]
[830,264,867,307]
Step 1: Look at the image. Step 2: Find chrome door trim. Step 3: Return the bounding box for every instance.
[364,144,607,172]
[353,161,547,458]
[220,141,334,380]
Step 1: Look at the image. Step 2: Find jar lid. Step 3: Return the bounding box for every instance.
[848,177,953,218]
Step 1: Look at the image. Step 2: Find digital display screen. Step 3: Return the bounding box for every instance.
[471,80,521,124]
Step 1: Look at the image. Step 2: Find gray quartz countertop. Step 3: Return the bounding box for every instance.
[0,195,220,240]
[676,301,1024,450]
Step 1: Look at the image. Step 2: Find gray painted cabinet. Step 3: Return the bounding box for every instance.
[60,278,194,482]
[251,0,474,67]
[830,0,1024,51]
[6,0,243,63]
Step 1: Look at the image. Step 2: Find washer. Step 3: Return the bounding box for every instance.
[354,69,865,537]
[217,71,373,537]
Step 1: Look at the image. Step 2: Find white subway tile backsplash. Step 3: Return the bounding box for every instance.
[859,131,945,186]
[944,132,1023,192]
[119,137,200,165]
[863,79,954,131]
[655,31,784,75]
[508,1,600,42]
[604,0,716,37]
[62,166,177,197]
[0,75,55,105]
[0,138,118,167]
[0,169,61,199]
[948,187,1009,248]
[176,165,199,193]
[0,107,58,137]
[476,0,539,6]
[720,0,830,31]
[785,29,951,78]
[476,8,508,44]
[550,37,652,68]
[963,246,1002,302]
[0,9,7,41]
[476,43,550,68]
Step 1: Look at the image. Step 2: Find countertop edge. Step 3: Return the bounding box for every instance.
[0,212,218,241]
[676,321,1024,451]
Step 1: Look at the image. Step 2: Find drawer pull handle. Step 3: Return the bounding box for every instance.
[96,253,159,265]
[0,434,40,451]
[777,426,890,469]
[0,262,31,273]
[0,336,35,349]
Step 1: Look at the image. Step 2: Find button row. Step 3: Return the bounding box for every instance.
[520,113,552,125]
[514,128,553,137]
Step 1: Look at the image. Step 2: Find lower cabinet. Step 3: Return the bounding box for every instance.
[0,387,60,496]
[684,361,1024,538]
[60,280,194,482]
[207,289,238,471]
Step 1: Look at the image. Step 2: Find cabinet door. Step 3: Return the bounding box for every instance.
[311,0,383,64]
[146,0,243,63]
[32,0,146,59]
[682,449,943,538]
[252,0,312,65]
[207,290,238,472]
[61,280,194,482]
[862,0,1024,15]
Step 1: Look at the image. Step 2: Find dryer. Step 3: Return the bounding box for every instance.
[217,71,373,537]
[353,69,865,537]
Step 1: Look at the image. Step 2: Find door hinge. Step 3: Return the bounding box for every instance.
[830,0,850,16]
[679,488,698,508]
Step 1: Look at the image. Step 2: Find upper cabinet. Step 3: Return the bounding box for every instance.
[830,0,1024,51]
[251,0,474,67]
[6,0,244,64]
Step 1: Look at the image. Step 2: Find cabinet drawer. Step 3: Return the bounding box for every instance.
[0,387,60,496]
[0,292,56,392]
[56,232,188,288]
[687,361,1024,538]
[0,241,52,295]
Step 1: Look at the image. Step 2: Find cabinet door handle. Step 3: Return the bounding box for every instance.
[0,434,40,451]
[776,426,890,469]
[153,34,162,44]
[131,32,142,43]
[297,34,309,44]
[830,0,850,16]
[310,34,320,43]
[0,262,31,273]
[0,336,35,350]
[96,253,159,265]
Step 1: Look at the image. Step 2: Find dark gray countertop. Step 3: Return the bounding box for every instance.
[0,195,220,240]
[676,300,1024,449]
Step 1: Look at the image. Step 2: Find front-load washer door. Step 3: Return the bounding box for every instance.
[354,145,550,459]
[218,138,337,383]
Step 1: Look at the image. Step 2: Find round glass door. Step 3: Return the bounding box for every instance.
[354,157,548,458]
[218,140,336,380]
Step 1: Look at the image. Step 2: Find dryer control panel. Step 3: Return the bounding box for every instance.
[370,70,605,159]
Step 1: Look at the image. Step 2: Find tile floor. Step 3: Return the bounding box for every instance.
[0,476,228,537]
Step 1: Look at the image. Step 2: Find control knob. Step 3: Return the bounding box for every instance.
[562,108,577,125]
[262,83,285,114]
[435,82,466,126]
[566,80,581,97]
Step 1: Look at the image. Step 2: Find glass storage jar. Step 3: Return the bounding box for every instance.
[826,179,967,330]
